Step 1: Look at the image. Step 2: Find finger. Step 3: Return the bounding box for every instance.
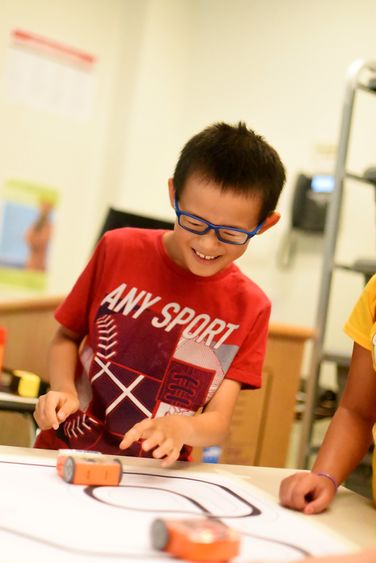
[36,395,59,430]
[33,397,46,426]
[142,431,165,452]
[279,478,300,508]
[56,409,67,422]
[279,479,293,506]
[119,429,140,450]
[303,488,334,515]
[150,437,174,459]
[160,447,180,468]
[120,422,150,449]
[56,397,77,423]
[290,483,320,511]
[33,404,44,428]
[280,477,314,511]
[43,396,63,430]
[49,414,60,431]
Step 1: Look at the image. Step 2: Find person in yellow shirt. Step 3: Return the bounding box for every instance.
[280,274,376,513]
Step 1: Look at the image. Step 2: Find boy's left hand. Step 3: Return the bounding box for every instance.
[119,416,191,467]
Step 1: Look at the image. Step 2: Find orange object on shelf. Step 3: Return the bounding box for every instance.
[56,450,122,486]
[151,517,240,561]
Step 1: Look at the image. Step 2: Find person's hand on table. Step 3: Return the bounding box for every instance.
[34,390,80,430]
[279,471,337,515]
[120,415,192,467]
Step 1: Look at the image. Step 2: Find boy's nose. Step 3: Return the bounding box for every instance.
[197,228,221,250]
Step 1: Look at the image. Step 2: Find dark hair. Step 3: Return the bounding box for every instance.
[173,121,286,220]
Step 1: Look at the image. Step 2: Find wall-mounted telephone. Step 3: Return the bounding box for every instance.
[291,173,334,233]
[276,173,334,268]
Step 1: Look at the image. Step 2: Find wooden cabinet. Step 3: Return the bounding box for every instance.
[0,296,62,380]
[193,324,314,467]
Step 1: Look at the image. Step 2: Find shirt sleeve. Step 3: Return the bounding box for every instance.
[55,235,108,337]
[343,275,376,351]
[225,299,271,389]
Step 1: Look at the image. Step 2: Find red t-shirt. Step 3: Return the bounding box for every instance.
[35,228,270,458]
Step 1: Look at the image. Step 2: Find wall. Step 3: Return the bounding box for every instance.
[0,0,148,294]
[113,0,376,380]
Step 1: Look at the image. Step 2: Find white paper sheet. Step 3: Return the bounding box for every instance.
[5,30,96,120]
[0,456,354,562]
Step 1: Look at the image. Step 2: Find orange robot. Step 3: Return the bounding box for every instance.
[151,517,240,561]
[56,450,122,486]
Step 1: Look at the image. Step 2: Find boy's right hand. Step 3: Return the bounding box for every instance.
[279,471,337,515]
[33,391,80,430]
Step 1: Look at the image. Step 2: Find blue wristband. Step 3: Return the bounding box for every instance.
[312,471,338,490]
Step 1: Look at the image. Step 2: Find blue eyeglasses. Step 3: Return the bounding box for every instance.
[174,195,264,245]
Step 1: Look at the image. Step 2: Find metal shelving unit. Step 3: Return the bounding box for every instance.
[297,59,376,468]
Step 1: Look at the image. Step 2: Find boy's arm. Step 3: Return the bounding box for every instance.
[120,378,241,467]
[33,326,82,430]
[280,342,376,514]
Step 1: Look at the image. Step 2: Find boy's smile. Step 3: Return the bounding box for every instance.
[164,174,271,277]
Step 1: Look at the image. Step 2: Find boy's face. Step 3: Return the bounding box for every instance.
[164,174,279,278]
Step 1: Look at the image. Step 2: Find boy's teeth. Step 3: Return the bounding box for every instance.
[196,250,215,260]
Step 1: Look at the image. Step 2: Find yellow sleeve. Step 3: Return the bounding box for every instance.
[343,274,376,352]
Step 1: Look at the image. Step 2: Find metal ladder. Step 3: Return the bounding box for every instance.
[297,59,376,468]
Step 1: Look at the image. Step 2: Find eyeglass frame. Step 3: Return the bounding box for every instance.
[174,195,265,245]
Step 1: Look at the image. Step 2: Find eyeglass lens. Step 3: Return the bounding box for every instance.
[178,214,248,244]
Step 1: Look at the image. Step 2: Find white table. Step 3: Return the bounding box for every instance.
[0,445,375,562]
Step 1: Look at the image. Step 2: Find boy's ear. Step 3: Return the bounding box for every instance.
[258,211,280,234]
[168,178,175,207]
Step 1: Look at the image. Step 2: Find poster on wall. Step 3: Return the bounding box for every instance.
[4,29,96,120]
[0,179,59,291]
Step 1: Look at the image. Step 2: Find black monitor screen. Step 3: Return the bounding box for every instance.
[98,208,174,241]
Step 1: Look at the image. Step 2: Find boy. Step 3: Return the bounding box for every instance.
[33,121,285,466]
[279,274,376,513]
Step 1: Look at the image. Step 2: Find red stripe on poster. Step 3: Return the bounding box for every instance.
[12,29,96,65]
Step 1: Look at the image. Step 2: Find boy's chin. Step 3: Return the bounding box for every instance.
[186,260,224,278]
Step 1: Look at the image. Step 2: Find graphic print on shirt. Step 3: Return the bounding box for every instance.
[63,284,241,455]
